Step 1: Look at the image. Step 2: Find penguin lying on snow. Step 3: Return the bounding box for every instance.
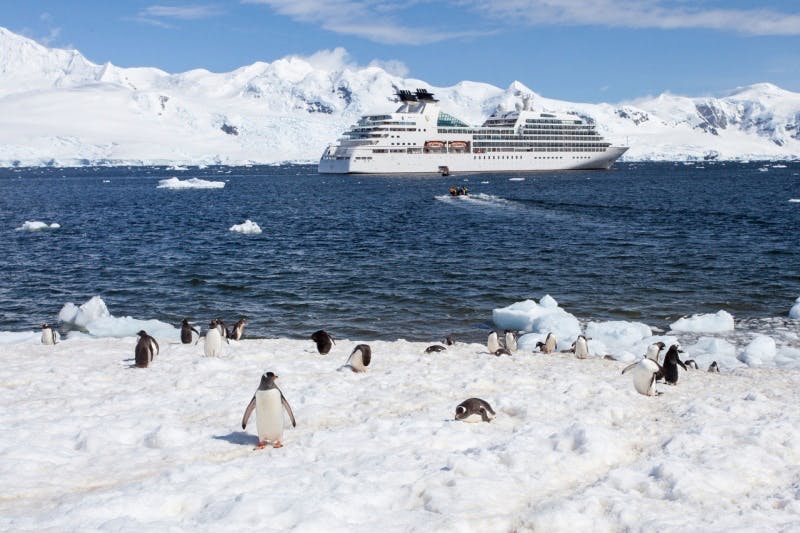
[311,330,335,354]
[425,345,446,354]
[242,371,296,449]
[135,330,159,368]
[345,344,371,372]
[455,398,496,423]
[493,348,512,357]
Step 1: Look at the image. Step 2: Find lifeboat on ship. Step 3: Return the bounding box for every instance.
[449,141,468,150]
[425,141,445,149]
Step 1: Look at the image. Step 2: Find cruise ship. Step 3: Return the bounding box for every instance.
[319,89,628,174]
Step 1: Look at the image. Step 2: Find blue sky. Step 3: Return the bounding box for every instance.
[3,0,800,102]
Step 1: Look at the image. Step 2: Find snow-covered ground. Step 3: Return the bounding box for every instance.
[2,296,800,530]
[1,26,800,166]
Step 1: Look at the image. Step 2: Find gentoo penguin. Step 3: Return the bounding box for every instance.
[345,344,372,372]
[425,345,446,354]
[494,348,512,357]
[684,359,699,369]
[215,318,228,339]
[645,341,666,363]
[241,371,296,449]
[444,334,456,346]
[180,319,199,344]
[311,330,335,354]
[536,333,557,354]
[135,330,159,368]
[204,320,223,357]
[228,318,247,341]
[455,398,496,423]
[621,358,662,396]
[662,344,687,385]
[487,331,501,354]
[504,330,518,353]
[571,335,590,359]
[708,361,720,373]
[41,323,58,345]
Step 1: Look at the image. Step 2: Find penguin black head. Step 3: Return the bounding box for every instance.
[181,318,190,326]
[444,334,456,346]
[41,323,49,329]
[259,371,278,389]
[137,330,147,337]
[454,405,467,420]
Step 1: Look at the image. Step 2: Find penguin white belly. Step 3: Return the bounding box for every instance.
[487,334,500,353]
[631,361,658,396]
[205,329,222,357]
[256,389,284,443]
[41,330,55,345]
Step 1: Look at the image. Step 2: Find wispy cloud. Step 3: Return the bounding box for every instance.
[36,12,61,45]
[243,0,493,44]
[142,4,223,19]
[467,0,800,36]
[134,4,224,27]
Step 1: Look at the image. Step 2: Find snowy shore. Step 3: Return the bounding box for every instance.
[2,310,800,530]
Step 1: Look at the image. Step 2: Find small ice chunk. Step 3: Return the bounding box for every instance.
[229,220,262,234]
[670,310,734,333]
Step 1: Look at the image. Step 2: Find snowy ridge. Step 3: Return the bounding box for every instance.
[1,27,800,166]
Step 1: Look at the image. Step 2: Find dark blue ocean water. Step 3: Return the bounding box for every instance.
[1,162,798,342]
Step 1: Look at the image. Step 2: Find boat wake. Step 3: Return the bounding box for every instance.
[435,193,520,209]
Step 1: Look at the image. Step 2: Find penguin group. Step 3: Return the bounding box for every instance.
[487,330,518,356]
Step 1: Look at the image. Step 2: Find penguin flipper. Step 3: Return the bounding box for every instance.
[152,337,160,356]
[677,359,687,371]
[241,396,256,430]
[480,408,491,423]
[281,393,296,428]
[361,346,371,367]
[621,362,638,375]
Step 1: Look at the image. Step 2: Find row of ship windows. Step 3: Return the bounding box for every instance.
[367,147,607,154]
[349,154,594,161]
[473,143,610,148]
[436,128,598,135]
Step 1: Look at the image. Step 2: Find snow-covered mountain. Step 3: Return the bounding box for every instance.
[1,26,799,167]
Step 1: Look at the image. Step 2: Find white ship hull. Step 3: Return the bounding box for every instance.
[319,146,628,174]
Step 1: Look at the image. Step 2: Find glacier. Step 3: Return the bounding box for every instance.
[1,26,799,167]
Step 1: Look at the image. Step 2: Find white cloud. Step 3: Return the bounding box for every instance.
[244,0,493,44]
[287,47,409,77]
[139,4,223,20]
[467,0,800,36]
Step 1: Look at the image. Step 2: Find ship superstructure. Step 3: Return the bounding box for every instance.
[319,88,627,174]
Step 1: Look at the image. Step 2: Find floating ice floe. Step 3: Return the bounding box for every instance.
[789,199,800,203]
[790,297,800,319]
[509,177,525,181]
[16,220,60,231]
[157,177,225,189]
[670,310,735,333]
[229,220,262,235]
[58,296,177,338]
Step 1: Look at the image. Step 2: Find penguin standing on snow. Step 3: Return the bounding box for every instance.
[662,344,687,384]
[504,330,518,353]
[241,371,296,449]
[708,361,720,373]
[41,323,58,345]
[180,319,199,344]
[487,331,501,354]
[455,398,496,423]
[345,344,371,372]
[311,330,335,354]
[204,320,224,357]
[135,330,159,368]
[571,335,590,359]
[536,333,557,354]
[645,341,665,363]
[228,318,247,341]
[621,358,662,396]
